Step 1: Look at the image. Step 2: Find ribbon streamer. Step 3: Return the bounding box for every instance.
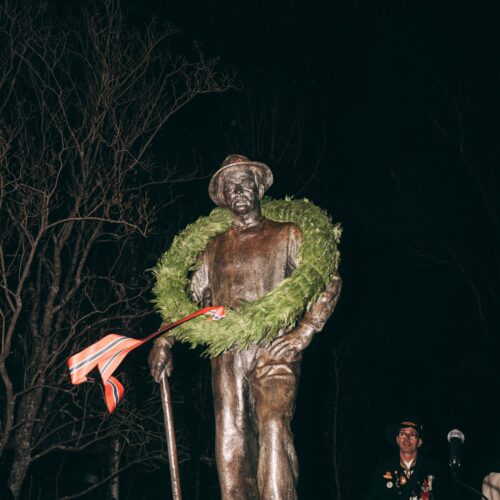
[68,306,225,413]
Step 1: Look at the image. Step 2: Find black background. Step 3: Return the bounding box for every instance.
[122,1,500,498]
[10,0,500,498]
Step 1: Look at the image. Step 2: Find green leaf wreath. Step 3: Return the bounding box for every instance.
[152,198,341,356]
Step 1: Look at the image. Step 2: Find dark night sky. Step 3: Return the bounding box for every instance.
[115,1,500,498]
[21,0,498,498]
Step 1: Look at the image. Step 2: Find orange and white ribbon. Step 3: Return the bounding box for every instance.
[68,306,225,413]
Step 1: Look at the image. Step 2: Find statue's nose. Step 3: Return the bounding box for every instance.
[234,184,244,194]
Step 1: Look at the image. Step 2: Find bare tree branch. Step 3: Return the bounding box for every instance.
[0,0,232,496]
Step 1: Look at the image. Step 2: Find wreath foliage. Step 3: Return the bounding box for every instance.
[152,198,341,356]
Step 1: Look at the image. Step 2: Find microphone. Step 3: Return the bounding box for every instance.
[447,429,465,473]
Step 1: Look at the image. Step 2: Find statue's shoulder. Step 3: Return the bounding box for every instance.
[262,218,298,230]
[207,219,300,247]
[262,218,301,236]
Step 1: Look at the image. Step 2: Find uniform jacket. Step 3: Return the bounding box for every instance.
[364,453,446,500]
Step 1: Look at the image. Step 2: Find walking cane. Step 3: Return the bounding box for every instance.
[160,370,182,500]
[68,306,225,499]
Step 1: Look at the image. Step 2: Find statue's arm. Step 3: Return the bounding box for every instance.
[189,253,211,306]
[267,272,342,359]
[298,271,342,334]
[149,253,211,381]
[268,224,342,359]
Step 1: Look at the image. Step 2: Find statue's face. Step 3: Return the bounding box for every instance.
[222,168,261,215]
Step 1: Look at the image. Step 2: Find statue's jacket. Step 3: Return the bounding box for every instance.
[190,218,301,312]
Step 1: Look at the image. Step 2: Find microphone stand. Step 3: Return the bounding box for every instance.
[451,470,488,500]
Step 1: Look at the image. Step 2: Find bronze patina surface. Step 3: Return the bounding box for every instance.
[149,154,342,499]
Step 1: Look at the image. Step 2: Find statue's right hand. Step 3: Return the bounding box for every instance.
[148,337,174,383]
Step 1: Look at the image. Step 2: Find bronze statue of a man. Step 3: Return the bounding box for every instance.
[149,154,342,499]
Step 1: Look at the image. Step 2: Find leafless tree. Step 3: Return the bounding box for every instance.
[421,83,499,337]
[0,0,232,496]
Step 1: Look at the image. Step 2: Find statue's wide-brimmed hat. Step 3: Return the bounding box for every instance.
[208,154,273,207]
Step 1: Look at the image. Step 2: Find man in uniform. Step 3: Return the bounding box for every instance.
[149,154,342,500]
[365,418,446,499]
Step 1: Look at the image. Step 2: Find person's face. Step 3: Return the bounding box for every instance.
[396,427,423,455]
[222,168,262,215]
